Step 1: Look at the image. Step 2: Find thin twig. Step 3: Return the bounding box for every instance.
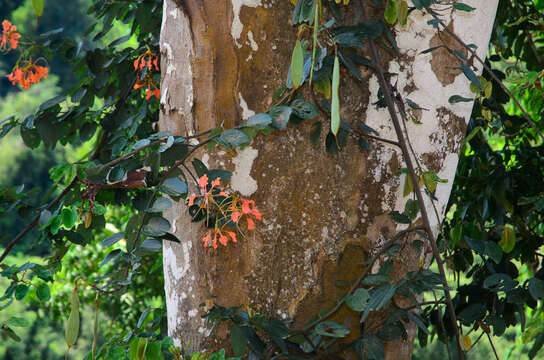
[486,332,500,360]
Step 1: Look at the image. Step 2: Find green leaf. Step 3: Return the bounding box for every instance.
[244,113,272,129]
[14,284,29,300]
[457,303,486,325]
[389,211,411,224]
[65,287,80,348]
[291,40,304,89]
[143,217,171,237]
[361,284,396,322]
[138,239,163,253]
[231,324,248,357]
[101,233,124,247]
[529,278,544,300]
[32,0,44,16]
[269,106,293,130]
[499,224,516,254]
[39,95,65,111]
[1,326,21,342]
[220,129,250,147]
[403,199,419,220]
[345,288,370,312]
[99,249,121,268]
[448,95,473,103]
[450,223,463,245]
[6,316,30,327]
[132,139,151,150]
[408,312,429,335]
[384,0,398,24]
[483,273,517,293]
[36,283,51,301]
[107,166,126,183]
[331,55,340,136]
[290,99,318,120]
[146,197,172,213]
[454,3,476,12]
[160,177,188,197]
[461,64,483,90]
[315,321,350,338]
[484,241,503,264]
[62,207,77,229]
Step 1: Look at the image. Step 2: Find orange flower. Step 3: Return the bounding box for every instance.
[229,197,262,231]
[202,228,237,249]
[133,76,160,100]
[134,51,159,72]
[6,60,48,89]
[1,20,21,50]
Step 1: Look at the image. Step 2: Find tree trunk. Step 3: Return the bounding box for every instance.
[159,0,498,357]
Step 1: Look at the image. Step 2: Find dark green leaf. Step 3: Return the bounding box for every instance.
[529,278,544,300]
[143,217,171,237]
[14,285,29,300]
[231,324,248,357]
[315,321,350,338]
[146,197,172,213]
[160,177,188,197]
[138,239,163,253]
[101,233,124,247]
[448,95,473,103]
[345,288,370,312]
[454,3,476,12]
[99,249,121,268]
[461,64,483,90]
[269,106,293,130]
[39,96,65,111]
[389,211,411,224]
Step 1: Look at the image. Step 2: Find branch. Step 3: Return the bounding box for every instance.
[427,9,544,143]
[0,178,77,263]
[300,226,424,332]
[360,3,463,358]
[310,86,401,148]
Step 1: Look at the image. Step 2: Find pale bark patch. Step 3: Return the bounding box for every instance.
[230,146,259,196]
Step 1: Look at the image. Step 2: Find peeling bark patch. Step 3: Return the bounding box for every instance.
[231,146,259,196]
[231,0,262,47]
[429,21,467,86]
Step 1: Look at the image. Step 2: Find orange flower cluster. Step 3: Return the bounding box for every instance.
[188,174,262,249]
[1,20,21,51]
[133,51,159,72]
[133,50,160,100]
[7,61,48,89]
[134,78,160,100]
[203,228,238,249]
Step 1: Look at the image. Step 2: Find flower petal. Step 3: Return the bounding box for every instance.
[198,174,209,189]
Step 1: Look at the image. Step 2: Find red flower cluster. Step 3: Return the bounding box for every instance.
[188,174,262,249]
[1,20,21,51]
[133,50,160,100]
[7,61,48,89]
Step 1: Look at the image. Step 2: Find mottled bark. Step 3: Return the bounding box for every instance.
[159,0,498,357]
